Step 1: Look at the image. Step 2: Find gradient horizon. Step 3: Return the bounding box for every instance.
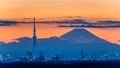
[0,23,120,45]
[0,0,120,44]
[0,0,120,21]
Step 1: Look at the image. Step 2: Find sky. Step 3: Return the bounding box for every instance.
[0,0,120,44]
[0,23,120,44]
[0,0,120,21]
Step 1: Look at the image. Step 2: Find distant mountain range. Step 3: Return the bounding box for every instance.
[0,29,120,59]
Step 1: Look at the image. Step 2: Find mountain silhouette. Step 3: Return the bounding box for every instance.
[0,29,120,59]
[60,29,111,44]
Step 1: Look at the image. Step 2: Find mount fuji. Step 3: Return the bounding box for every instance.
[60,29,111,44]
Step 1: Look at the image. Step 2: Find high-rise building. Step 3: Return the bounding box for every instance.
[81,49,84,60]
[35,51,45,61]
[26,52,33,61]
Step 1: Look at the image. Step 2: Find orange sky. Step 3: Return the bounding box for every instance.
[0,0,120,21]
[0,0,120,44]
[0,24,120,45]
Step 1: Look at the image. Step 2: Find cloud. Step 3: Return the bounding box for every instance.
[0,18,120,28]
[96,20,120,26]
[92,20,120,28]
[59,20,120,28]
[0,18,87,25]
[0,20,18,26]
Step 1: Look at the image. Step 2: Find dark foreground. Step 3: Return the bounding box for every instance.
[0,61,120,68]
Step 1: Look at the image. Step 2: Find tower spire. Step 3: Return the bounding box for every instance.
[33,17,37,47]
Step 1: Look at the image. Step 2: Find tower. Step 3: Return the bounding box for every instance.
[33,17,37,47]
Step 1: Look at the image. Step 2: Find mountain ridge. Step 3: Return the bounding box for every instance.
[60,28,112,44]
[0,29,120,58]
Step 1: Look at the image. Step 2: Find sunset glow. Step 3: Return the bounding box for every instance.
[0,0,120,20]
[0,23,119,44]
[0,0,120,44]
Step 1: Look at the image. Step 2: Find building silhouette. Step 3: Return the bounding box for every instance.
[81,49,84,60]
[51,55,61,61]
[35,51,45,61]
[26,52,33,61]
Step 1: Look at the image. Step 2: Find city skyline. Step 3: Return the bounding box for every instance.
[1,0,120,67]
